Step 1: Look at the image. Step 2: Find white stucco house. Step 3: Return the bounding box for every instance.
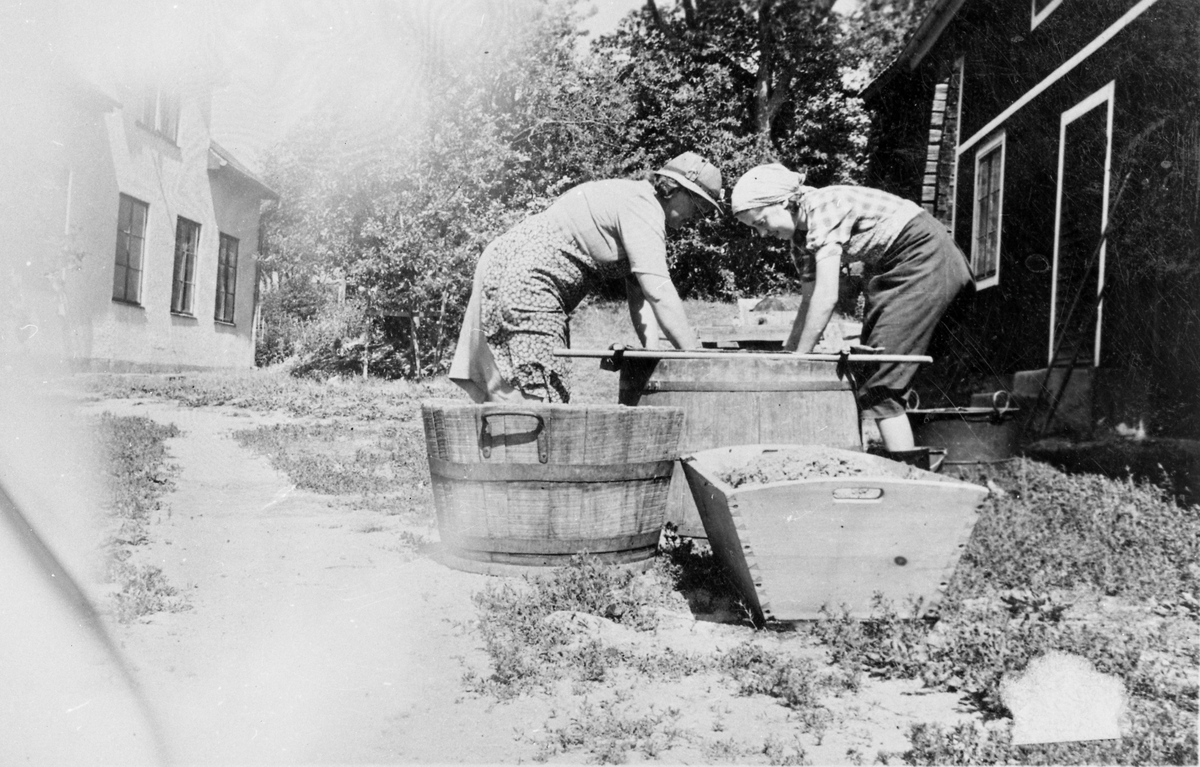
[2,61,277,373]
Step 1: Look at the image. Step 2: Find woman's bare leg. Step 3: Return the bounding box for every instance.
[876,413,915,452]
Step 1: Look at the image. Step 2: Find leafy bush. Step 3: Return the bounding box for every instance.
[814,594,934,680]
[901,722,1013,765]
[817,582,1196,722]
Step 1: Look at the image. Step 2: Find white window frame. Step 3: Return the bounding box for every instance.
[1031,0,1064,30]
[1048,81,1115,368]
[970,132,1006,291]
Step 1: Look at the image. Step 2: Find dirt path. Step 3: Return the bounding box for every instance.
[92,400,550,764]
[90,399,978,765]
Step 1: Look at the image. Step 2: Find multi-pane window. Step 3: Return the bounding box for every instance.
[215,234,238,324]
[971,133,1006,289]
[113,194,148,304]
[171,217,201,315]
[139,85,180,143]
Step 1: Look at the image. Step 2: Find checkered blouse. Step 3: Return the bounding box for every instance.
[792,186,923,279]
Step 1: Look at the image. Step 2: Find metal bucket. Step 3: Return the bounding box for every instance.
[906,391,1021,466]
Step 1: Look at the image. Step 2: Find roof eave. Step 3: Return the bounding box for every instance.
[207,141,279,201]
[861,0,968,102]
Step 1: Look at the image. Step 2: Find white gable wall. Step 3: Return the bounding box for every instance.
[75,85,260,371]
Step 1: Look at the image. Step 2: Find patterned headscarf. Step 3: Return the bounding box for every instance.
[730,164,813,214]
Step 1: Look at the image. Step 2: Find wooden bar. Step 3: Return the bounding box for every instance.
[554,348,933,364]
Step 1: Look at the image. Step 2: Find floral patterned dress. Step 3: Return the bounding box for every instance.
[450,179,668,403]
[477,215,625,401]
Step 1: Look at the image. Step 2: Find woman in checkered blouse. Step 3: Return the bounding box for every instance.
[731,163,972,453]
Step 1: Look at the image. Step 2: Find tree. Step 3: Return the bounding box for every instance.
[258,0,626,376]
[256,0,927,377]
[589,0,871,298]
[839,0,934,81]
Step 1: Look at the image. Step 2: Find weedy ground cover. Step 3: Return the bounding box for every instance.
[93,412,191,623]
[813,458,1199,765]
[463,554,701,699]
[526,696,688,763]
[88,307,1198,764]
[83,367,461,420]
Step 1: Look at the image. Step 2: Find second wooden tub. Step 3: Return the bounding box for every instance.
[619,356,862,536]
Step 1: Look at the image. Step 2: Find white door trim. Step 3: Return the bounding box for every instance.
[1048,80,1115,367]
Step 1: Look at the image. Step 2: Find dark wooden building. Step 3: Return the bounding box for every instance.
[863,0,1199,437]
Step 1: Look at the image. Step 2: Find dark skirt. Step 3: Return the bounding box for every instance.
[857,211,972,419]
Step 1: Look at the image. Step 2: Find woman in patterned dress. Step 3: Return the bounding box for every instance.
[450,152,724,403]
[730,163,972,453]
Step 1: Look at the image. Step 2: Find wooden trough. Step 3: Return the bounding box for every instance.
[681,444,988,622]
[421,400,684,575]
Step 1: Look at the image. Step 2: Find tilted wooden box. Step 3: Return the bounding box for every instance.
[681,445,987,622]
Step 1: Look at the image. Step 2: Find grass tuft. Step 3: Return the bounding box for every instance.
[109,562,192,624]
[718,640,857,736]
[466,553,694,698]
[232,421,433,520]
[84,367,463,420]
[94,413,189,622]
[528,698,686,764]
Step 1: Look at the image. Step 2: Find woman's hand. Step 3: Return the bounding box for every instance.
[792,245,842,354]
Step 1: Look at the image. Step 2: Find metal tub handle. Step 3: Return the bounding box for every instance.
[480,410,548,463]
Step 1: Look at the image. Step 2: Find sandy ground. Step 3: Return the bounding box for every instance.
[85,398,980,765]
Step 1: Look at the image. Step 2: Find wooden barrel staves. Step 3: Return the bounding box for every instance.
[421,400,685,575]
[619,357,862,537]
